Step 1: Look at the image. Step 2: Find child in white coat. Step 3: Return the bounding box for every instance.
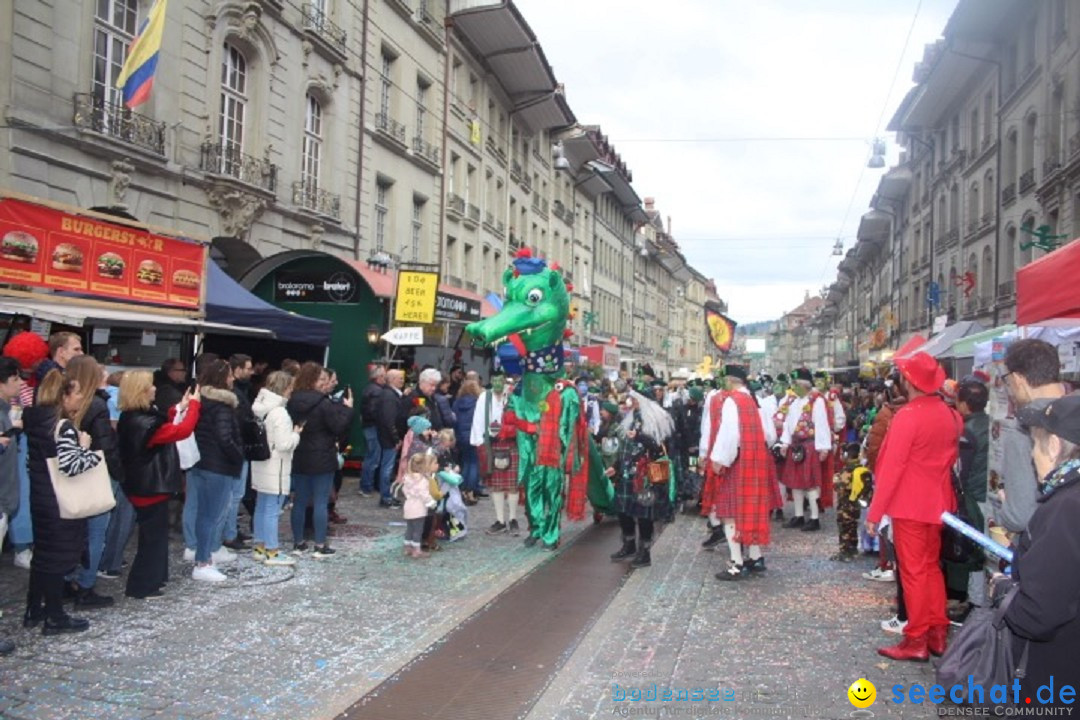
[251,371,302,566]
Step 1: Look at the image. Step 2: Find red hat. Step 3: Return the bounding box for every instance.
[895,352,945,394]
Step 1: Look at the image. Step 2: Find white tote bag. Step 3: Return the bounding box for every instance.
[46,422,116,520]
[174,407,201,470]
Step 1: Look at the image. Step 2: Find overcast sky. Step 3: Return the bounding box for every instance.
[514,0,960,323]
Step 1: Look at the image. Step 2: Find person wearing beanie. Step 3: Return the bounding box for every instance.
[706,365,775,580]
[778,367,832,531]
[866,351,959,662]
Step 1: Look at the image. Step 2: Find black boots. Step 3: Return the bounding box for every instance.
[701,524,726,549]
[801,518,821,532]
[42,614,90,636]
[784,516,806,529]
[630,544,652,569]
[610,537,636,561]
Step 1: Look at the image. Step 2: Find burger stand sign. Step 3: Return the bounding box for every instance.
[0,194,205,309]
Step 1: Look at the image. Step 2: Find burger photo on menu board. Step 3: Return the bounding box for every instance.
[51,242,85,273]
[172,268,200,290]
[0,231,40,264]
[136,259,164,286]
[96,252,125,279]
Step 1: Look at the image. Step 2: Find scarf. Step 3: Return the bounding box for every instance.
[1040,458,1080,496]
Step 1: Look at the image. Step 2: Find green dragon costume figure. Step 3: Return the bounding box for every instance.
[466,249,614,549]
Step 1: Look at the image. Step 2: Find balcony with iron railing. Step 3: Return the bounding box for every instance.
[997,280,1015,299]
[415,0,444,44]
[1044,157,1062,179]
[943,227,959,248]
[485,135,506,165]
[510,159,523,183]
[508,230,521,249]
[375,111,407,146]
[412,136,440,167]
[292,180,341,219]
[1001,183,1017,205]
[73,93,166,156]
[466,203,481,225]
[982,211,994,229]
[552,199,566,219]
[522,174,533,193]
[200,142,278,192]
[447,193,465,217]
[300,3,347,58]
[1018,168,1036,194]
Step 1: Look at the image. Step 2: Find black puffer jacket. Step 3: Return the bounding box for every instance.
[193,387,244,476]
[24,405,86,574]
[81,389,124,484]
[118,408,182,496]
[288,389,355,475]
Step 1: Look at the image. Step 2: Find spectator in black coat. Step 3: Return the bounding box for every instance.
[377,369,406,507]
[359,365,387,496]
[23,370,97,635]
[416,368,450,431]
[223,354,255,549]
[286,362,354,556]
[187,359,244,583]
[64,356,122,609]
[153,358,188,412]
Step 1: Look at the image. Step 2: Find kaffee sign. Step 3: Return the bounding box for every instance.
[0,195,205,309]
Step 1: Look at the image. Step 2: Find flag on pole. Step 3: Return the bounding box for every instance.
[116,0,168,109]
[705,302,737,353]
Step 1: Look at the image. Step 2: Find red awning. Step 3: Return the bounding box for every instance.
[1016,240,1080,326]
[347,262,497,318]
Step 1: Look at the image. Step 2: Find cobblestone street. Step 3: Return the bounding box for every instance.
[0,489,943,719]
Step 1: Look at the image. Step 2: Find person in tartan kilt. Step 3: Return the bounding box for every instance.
[609,392,674,569]
[769,373,795,521]
[470,373,521,536]
[707,365,775,581]
[815,371,847,514]
[779,367,832,531]
[699,380,731,550]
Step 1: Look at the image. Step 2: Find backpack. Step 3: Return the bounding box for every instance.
[936,585,1028,694]
[241,415,271,462]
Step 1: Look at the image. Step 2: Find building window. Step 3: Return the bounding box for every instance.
[219,44,248,161]
[379,50,393,118]
[415,77,428,141]
[983,171,995,216]
[375,178,391,251]
[1021,113,1037,174]
[411,196,424,262]
[983,91,994,145]
[301,94,323,191]
[93,0,138,106]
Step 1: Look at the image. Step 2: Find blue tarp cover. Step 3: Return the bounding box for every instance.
[205,262,332,346]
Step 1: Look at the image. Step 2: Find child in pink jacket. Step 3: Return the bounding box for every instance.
[400,451,437,558]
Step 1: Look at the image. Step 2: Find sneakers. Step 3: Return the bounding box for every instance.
[292,542,310,555]
[252,546,267,562]
[96,569,121,580]
[192,564,227,583]
[264,550,297,566]
[508,519,521,536]
[485,521,508,535]
[863,567,895,582]
[881,615,908,634]
[222,537,249,551]
[210,547,237,565]
[182,547,196,563]
[312,545,336,558]
[13,549,32,570]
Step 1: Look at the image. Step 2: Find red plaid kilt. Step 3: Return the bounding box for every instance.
[781,439,822,490]
[477,437,520,493]
[819,445,836,510]
[767,450,783,510]
[701,464,737,519]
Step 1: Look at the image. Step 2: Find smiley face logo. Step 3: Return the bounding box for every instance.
[848,678,876,708]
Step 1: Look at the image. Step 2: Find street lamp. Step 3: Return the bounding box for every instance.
[366,324,381,346]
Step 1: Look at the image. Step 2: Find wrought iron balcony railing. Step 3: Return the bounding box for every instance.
[1018,168,1036,194]
[375,112,407,145]
[447,193,465,215]
[201,142,277,192]
[552,199,566,219]
[1001,183,1017,205]
[466,203,480,223]
[412,136,440,166]
[73,93,165,155]
[510,159,523,182]
[300,3,347,56]
[292,180,341,218]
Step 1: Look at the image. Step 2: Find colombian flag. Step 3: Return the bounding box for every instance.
[116,0,168,109]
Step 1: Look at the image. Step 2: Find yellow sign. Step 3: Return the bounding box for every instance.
[469,120,481,145]
[394,271,439,324]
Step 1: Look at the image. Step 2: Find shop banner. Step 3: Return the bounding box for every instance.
[0,197,204,308]
[275,269,360,304]
[394,271,438,324]
[434,291,481,323]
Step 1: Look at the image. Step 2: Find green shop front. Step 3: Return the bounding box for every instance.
[240,251,386,462]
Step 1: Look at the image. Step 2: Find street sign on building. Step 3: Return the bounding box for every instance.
[434,291,482,323]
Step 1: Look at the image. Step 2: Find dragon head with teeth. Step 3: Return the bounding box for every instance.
[466,248,571,360]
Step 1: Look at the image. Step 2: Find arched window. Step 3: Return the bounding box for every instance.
[1004,129,1018,190]
[1021,113,1037,184]
[1004,225,1018,287]
[949,183,959,232]
[219,43,248,173]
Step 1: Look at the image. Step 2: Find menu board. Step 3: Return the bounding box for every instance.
[0,197,205,309]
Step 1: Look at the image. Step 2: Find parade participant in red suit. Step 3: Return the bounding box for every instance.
[779,368,832,531]
[866,351,959,662]
[709,365,774,580]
